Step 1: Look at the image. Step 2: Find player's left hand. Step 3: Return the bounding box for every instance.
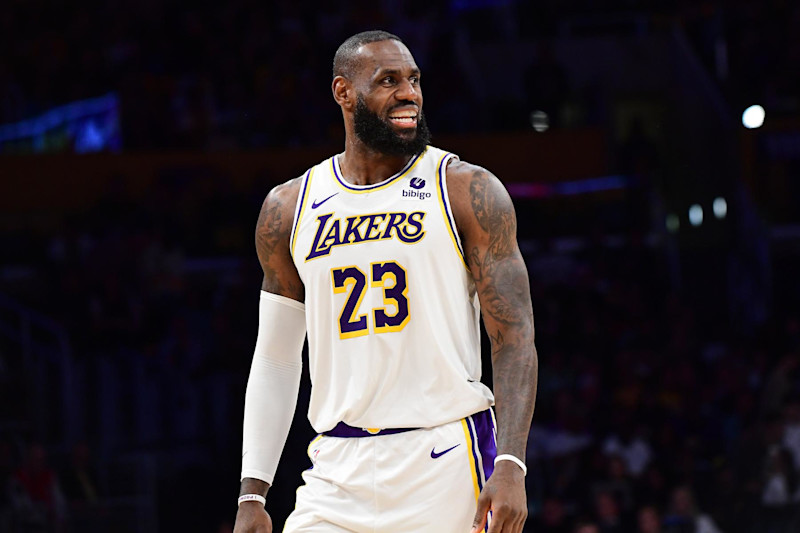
[470,461,527,533]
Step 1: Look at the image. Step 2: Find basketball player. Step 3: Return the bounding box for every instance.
[234,31,538,533]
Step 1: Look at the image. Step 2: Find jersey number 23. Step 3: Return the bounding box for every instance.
[331,261,409,339]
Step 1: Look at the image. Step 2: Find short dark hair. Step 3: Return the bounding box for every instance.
[333,30,403,79]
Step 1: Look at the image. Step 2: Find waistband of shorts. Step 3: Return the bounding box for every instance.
[322,408,493,438]
[323,422,419,438]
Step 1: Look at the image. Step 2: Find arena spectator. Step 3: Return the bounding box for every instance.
[663,485,723,533]
[637,505,663,533]
[10,443,66,531]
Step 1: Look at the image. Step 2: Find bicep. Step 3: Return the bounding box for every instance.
[469,248,531,333]
[255,184,305,302]
[453,166,533,347]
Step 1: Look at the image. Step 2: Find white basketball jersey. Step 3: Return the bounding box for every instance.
[290,145,494,432]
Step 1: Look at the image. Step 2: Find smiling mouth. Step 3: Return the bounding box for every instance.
[388,109,418,127]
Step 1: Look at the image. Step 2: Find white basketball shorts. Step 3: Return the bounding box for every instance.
[283,409,497,532]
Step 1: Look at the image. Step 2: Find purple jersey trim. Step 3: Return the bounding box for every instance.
[437,153,466,259]
[290,169,312,255]
[332,151,422,191]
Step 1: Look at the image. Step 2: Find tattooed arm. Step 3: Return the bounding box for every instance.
[256,177,305,300]
[447,160,538,533]
[235,178,304,533]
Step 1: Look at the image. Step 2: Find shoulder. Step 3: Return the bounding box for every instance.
[444,159,516,234]
[445,158,502,193]
[255,175,304,250]
[262,175,304,215]
[255,175,307,298]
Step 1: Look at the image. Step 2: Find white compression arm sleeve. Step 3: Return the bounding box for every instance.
[241,291,306,485]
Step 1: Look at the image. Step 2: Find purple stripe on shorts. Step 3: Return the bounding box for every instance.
[469,409,498,481]
[465,416,484,491]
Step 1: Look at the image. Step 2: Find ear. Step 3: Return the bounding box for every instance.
[332,76,354,110]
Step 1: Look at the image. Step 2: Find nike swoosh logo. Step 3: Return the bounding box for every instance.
[431,444,460,459]
[311,193,338,209]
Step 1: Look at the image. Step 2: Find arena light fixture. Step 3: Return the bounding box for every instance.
[742,105,765,129]
[713,197,727,219]
[689,204,703,227]
[530,110,549,132]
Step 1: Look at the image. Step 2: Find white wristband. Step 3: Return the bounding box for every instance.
[238,494,266,507]
[494,454,527,475]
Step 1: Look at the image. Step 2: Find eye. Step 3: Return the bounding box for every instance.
[381,76,395,85]
[410,76,420,84]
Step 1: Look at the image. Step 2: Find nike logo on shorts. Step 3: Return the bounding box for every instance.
[312,193,338,209]
[430,444,460,459]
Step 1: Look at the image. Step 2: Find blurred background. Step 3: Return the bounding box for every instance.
[1,0,799,532]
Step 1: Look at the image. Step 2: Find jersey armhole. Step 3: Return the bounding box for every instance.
[436,153,469,271]
[290,167,315,261]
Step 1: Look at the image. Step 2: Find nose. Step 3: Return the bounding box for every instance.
[395,78,419,101]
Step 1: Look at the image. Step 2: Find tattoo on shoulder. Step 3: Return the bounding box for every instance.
[467,169,529,328]
[469,169,516,257]
[255,178,303,297]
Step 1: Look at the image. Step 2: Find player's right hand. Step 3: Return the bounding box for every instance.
[233,502,272,533]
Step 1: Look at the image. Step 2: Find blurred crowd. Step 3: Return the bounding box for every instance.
[0,165,799,531]
[0,169,263,531]
[0,441,101,532]
[2,0,476,150]
[2,0,800,532]
[522,238,800,533]
[1,0,798,151]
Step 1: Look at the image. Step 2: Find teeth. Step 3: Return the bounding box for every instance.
[390,110,417,118]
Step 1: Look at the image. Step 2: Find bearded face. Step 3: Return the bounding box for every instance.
[353,95,431,157]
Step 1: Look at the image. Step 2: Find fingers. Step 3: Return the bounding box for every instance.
[485,503,527,533]
[470,492,491,533]
[486,505,504,533]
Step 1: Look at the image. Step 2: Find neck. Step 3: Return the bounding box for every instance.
[338,134,416,186]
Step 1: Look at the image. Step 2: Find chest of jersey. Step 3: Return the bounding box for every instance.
[288,146,489,430]
[292,148,466,334]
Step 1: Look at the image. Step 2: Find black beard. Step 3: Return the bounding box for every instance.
[353,96,431,157]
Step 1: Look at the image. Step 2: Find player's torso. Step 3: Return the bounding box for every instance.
[291,146,493,432]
